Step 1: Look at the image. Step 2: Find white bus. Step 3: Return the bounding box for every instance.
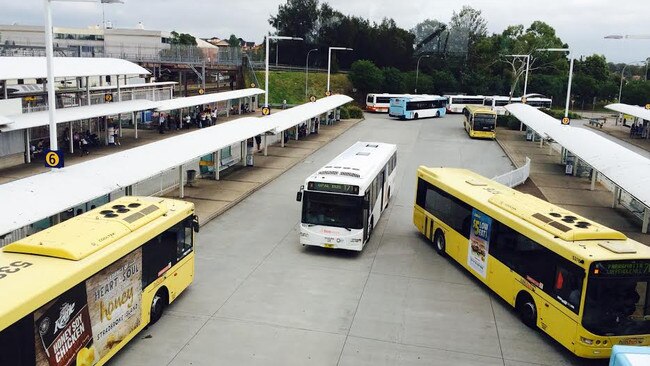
[444,95,486,113]
[484,94,552,115]
[296,142,398,251]
[366,93,410,113]
[389,95,447,119]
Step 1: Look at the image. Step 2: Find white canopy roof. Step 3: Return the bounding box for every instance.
[155,88,265,111]
[506,103,650,207]
[605,103,650,121]
[0,100,159,132]
[0,116,12,126]
[0,57,150,81]
[0,94,353,235]
[267,95,352,133]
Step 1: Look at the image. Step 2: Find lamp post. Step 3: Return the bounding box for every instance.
[534,48,571,118]
[264,35,303,109]
[415,54,430,94]
[327,47,353,95]
[43,0,122,153]
[305,48,318,98]
[617,61,646,103]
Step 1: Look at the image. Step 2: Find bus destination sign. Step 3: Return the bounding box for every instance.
[308,181,359,195]
[594,261,650,277]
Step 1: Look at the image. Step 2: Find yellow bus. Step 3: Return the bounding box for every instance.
[0,196,198,366]
[463,105,497,139]
[413,167,650,359]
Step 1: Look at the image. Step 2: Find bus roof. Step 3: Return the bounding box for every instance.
[306,142,397,191]
[0,196,194,331]
[464,105,496,114]
[417,167,650,261]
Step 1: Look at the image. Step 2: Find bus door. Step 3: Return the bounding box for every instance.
[363,191,370,241]
[379,170,386,211]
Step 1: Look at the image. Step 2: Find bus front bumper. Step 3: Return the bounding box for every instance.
[299,225,364,251]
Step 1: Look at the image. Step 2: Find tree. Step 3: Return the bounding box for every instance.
[448,6,487,55]
[621,80,650,105]
[170,31,197,46]
[382,67,404,93]
[348,60,383,94]
[269,0,320,42]
[228,34,240,47]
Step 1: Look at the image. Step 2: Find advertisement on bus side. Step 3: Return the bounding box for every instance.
[34,248,143,366]
[468,209,491,278]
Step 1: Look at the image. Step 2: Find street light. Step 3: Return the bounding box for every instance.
[618,61,646,103]
[264,35,303,109]
[101,0,123,29]
[327,47,353,95]
[414,54,430,94]
[305,48,318,98]
[43,0,122,153]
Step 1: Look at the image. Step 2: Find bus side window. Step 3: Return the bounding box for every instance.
[177,218,194,261]
[0,314,35,365]
[142,227,178,287]
[553,265,583,312]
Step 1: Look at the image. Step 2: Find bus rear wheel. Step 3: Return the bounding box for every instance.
[150,288,168,325]
[414,113,419,119]
[516,293,537,328]
[433,230,446,256]
[436,111,440,118]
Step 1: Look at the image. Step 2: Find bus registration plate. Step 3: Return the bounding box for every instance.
[323,243,335,248]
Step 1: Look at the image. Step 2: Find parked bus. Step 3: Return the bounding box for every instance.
[445,95,486,113]
[484,95,552,115]
[463,105,497,139]
[610,346,650,366]
[366,93,409,113]
[413,167,650,359]
[297,141,397,251]
[389,95,447,120]
[0,196,199,366]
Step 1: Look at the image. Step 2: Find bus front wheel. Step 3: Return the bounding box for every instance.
[516,293,537,328]
[150,287,168,325]
[433,230,446,256]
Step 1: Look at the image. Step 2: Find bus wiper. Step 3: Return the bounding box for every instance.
[344,227,352,231]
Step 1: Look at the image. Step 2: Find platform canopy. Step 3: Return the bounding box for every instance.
[0,57,150,81]
[506,103,650,207]
[605,103,650,121]
[267,94,353,133]
[0,94,353,235]
[155,88,265,112]
[0,99,159,132]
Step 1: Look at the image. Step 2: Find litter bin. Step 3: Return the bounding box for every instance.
[246,154,254,166]
[186,169,197,186]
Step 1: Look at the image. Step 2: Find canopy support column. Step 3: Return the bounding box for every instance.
[281,130,285,147]
[25,129,31,164]
[226,100,230,117]
[179,165,184,198]
[214,150,220,181]
[590,170,597,191]
[612,186,620,208]
[134,112,138,139]
[179,109,183,129]
[264,135,268,156]
[643,208,649,234]
[117,75,122,142]
[85,76,90,106]
[240,140,247,167]
[69,122,74,154]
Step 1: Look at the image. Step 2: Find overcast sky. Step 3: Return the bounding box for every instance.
[2,0,648,63]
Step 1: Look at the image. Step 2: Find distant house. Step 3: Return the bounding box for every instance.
[205,37,230,48]
[195,38,219,61]
[238,38,256,51]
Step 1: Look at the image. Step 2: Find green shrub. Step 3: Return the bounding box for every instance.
[347,105,364,119]
[339,107,350,119]
[498,114,521,130]
[541,108,582,120]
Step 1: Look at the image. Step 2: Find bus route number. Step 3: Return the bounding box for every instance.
[0,261,33,279]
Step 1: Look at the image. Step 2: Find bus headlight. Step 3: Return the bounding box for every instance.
[300,232,309,237]
[580,336,594,345]
[350,238,362,243]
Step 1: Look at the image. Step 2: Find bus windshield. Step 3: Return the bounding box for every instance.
[302,191,363,229]
[473,114,496,130]
[583,261,650,336]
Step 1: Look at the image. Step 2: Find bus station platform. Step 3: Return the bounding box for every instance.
[495,126,650,245]
[0,113,362,228]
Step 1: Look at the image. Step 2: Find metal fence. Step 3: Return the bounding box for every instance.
[492,157,531,188]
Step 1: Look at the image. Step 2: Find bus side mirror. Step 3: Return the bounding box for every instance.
[296,185,304,202]
[192,215,200,233]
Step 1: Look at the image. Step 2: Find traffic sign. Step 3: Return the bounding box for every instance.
[198,88,205,95]
[325,90,331,97]
[44,150,64,168]
[104,93,113,102]
[561,117,570,125]
[262,106,270,116]
[250,83,256,88]
[645,103,650,110]
[309,95,317,103]
[23,96,37,102]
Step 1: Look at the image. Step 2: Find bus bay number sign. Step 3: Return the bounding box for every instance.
[308,181,359,195]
